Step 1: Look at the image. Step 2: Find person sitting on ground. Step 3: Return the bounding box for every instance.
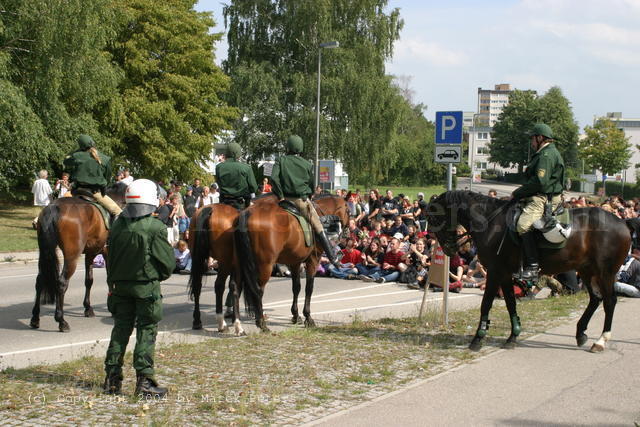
[327,237,360,280]
[382,218,395,237]
[389,214,409,238]
[399,196,416,227]
[174,240,192,274]
[614,255,640,297]
[347,218,361,243]
[404,238,431,289]
[356,238,384,279]
[365,237,405,283]
[368,220,383,238]
[463,256,487,290]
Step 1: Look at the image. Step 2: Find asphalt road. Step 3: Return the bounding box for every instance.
[0,259,483,370]
[311,296,640,426]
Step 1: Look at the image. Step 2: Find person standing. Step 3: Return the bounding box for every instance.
[63,134,122,216]
[215,142,258,210]
[512,123,565,282]
[31,169,53,228]
[54,172,71,198]
[271,135,340,268]
[103,179,175,397]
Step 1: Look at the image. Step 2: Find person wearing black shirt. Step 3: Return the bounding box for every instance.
[366,189,382,227]
[381,190,399,221]
[183,187,198,218]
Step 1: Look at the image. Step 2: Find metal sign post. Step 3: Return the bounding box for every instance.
[434,111,463,326]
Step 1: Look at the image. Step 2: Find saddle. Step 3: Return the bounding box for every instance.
[71,189,111,230]
[507,203,572,249]
[278,200,314,247]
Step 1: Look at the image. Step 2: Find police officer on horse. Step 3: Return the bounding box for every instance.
[216,142,258,209]
[103,179,175,397]
[63,134,122,216]
[271,135,341,268]
[512,123,565,282]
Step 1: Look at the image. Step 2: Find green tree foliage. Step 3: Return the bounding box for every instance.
[489,87,579,173]
[108,0,237,181]
[0,0,121,190]
[223,0,408,183]
[580,118,631,190]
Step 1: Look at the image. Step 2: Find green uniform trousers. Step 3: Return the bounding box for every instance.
[284,197,324,233]
[105,281,163,378]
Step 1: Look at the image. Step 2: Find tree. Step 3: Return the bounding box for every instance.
[107,0,237,181]
[580,118,631,192]
[489,87,579,173]
[223,0,405,183]
[0,0,122,192]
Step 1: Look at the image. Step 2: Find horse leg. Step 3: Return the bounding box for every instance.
[590,274,617,353]
[215,273,229,332]
[30,274,44,329]
[231,275,245,336]
[500,277,521,349]
[290,263,302,324]
[255,268,271,332]
[469,271,500,351]
[83,255,95,317]
[576,274,600,347]
[303,261,317,328]
[55,257,76,332]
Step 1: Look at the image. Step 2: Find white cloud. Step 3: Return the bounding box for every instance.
[394,37,468,67]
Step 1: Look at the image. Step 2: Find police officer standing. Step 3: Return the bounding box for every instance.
[216,142,258,209]
[63,134,122,216]
[103,179,175,397]
[512,123,565,282]
[271,135,341,268]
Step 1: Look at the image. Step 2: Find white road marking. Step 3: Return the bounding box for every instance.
[1,269,87,279]
[263,283,390,307]
[265,289,429,309]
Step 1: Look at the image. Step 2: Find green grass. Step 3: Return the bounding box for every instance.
[0,292,588,425]
[0,202,39,253]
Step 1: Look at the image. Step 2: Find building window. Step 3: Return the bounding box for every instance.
[476,146,489,155]
[476,132,488,140]
[475,162,488,170]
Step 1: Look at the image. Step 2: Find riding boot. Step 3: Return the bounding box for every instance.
[103,373,123,395]
[135,375,168,398]
[520,231,539,281]
[316,230,341,269]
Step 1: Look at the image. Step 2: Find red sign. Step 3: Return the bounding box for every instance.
[319,166,331,183]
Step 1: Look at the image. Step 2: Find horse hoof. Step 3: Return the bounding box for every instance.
[589,343,605,353]
[29,319,39,329]
[469,339,482,352]
[59,322,70,333]
[260,326,271,333]
[192,321,203,330]
[502,341,517,350]
[304,318,316,328]
[218,325,229,333]
[84,308,95,318]
[576,334,588,347]
[291,315,300,324]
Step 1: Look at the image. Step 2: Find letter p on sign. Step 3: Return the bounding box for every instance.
[435,111,463,144]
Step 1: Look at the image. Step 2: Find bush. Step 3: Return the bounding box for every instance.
[594,180,640,199]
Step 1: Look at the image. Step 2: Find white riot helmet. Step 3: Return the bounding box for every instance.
[121,178,159,218]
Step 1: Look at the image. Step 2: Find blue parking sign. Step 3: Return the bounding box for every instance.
[435,111,463,144]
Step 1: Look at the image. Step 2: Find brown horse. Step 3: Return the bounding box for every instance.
[426,191,631,352]
[30,183,127,332]
[235,194,349,331]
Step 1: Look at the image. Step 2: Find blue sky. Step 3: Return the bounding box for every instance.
[195,0,640,130]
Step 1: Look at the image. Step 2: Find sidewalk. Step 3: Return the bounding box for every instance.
[0,250,39,264]
[310,297,640,426]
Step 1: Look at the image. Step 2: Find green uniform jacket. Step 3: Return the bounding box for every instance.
[63,149,112,188]
[215,159,258,197]
[271,154,314,199]
[513,142,565,199]
[106,215,175,287]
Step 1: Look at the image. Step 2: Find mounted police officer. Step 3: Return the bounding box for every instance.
[271,135,341,268]
[512,123,565,282]
[216,142,258,209]
[63,134,122,216]
[103,179,175,398]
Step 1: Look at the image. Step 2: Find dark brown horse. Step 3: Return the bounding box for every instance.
[426,191,630,352]
[235,194,349,331]
[30,183,127,332]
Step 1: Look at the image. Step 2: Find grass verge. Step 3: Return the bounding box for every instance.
[0,293,587,425]
[0,202,39,253]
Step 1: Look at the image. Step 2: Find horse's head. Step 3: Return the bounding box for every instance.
[314,194,350,239]
[425,192,462,256]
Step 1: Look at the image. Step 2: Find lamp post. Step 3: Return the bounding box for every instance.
[315,40,339,188]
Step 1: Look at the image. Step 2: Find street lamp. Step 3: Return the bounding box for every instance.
[315,40,340,188]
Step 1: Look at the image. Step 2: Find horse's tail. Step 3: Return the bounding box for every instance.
[234,209,262,315]
[37,204,60,304]
[188,206,213,301]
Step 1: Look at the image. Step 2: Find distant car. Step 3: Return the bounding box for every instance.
[438,149,459,160]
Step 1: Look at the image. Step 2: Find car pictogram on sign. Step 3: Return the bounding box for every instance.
[437,149,459,160]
